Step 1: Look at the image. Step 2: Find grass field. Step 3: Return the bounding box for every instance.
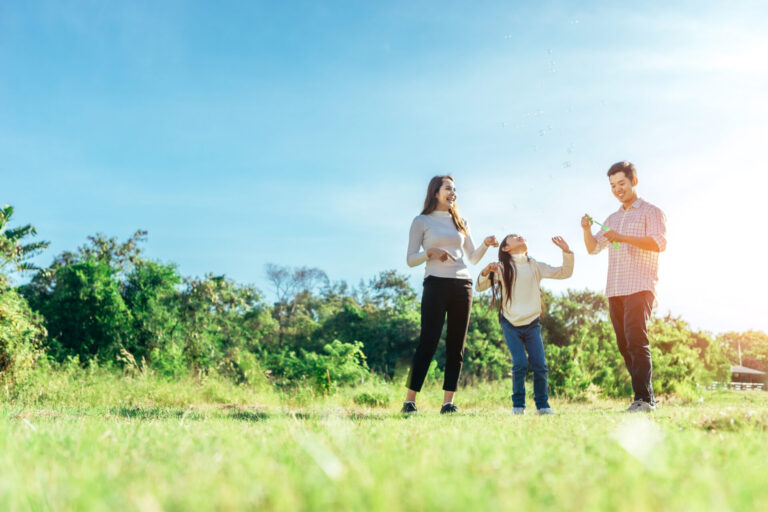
[2,372,768,511]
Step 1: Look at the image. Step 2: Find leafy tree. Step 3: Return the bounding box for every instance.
[266,264,328,345]
[0,204,49,278]
[175,274,277,373]
[718,330,768,374]
[20,232,149,363]
[121,260,182,361]
[312,271,420,376]
[0,206,49,384]
[28,258,133,361]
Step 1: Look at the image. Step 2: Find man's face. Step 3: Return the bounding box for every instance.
[609,172,637,204]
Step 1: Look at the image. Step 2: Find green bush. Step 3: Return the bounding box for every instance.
[353,390,391,407]
[265,340,370,394]
[546,344,591,399]
[0,285,46,385]
[149,343,188,379]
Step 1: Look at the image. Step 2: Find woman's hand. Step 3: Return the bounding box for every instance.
[427,248,456,262]
[481,262,502,277]
[551,236,572,254]
[484,235,500,248]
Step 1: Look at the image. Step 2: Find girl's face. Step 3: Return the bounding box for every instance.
[501,234,527,254]
[434,179,457,210]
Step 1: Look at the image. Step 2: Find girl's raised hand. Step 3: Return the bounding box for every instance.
[481,262,502,276]
[551,236,572,253]
[427,248,456,262]
[484,235,500,248]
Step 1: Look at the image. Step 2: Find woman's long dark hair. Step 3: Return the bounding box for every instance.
[421,175,467,234]
[490,235,529,313]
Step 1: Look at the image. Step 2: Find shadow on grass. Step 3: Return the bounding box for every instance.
[226,409,269,422]
[110,406,270,422]
[112,407,187,420]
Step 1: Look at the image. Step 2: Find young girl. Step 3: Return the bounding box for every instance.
[476,234,574,414]
[403,175,498,414]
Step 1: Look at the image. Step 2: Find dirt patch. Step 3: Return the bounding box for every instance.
[14,410,61,420]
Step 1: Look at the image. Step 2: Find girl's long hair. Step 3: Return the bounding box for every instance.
[421,175,467,234]
[490,235,529,313]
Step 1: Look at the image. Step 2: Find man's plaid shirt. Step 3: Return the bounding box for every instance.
[591,198,667,298]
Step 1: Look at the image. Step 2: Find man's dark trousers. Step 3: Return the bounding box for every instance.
[608,290,655,404]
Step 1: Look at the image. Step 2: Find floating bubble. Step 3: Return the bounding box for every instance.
[562,161,572,168]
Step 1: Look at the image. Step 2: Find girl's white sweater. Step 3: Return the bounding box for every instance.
[476,252,574,326]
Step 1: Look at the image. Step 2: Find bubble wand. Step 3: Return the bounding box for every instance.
[587,216,620,249]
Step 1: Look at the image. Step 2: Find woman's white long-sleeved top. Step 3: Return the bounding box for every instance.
[407,211,489,279]
[476,252,574,326]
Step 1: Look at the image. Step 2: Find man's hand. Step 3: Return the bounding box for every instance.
[551,236,572,253]
[603,230,624,243]
[581,214,598,253]
[427,248,456,262]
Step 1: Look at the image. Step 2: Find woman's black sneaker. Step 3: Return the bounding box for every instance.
[401,401,418,414]
[440,403,458,414]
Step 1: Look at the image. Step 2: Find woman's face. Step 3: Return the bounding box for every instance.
[501,234,527,254]
[435,179,457,210]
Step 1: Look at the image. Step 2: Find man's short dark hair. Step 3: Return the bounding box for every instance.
[607,161,636,181]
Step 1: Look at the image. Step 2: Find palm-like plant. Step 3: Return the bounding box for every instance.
[0,204,49,275]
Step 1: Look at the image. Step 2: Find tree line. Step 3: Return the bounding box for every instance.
[1,206,766,396]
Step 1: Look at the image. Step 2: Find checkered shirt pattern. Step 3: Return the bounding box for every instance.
[591,198,667,298]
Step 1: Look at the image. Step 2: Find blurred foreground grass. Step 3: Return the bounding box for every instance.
[2,371,768,511]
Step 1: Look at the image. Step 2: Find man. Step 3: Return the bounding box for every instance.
[581,161,667,412]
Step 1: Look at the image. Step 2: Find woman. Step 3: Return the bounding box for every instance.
[402,175,498,414]
[476,233,573,415]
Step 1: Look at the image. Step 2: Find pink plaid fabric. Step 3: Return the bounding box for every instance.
[592,198,667,298]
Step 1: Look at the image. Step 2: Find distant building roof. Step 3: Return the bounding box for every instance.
[730,365,766,375]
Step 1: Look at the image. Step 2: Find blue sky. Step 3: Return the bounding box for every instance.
[2,1,767,333]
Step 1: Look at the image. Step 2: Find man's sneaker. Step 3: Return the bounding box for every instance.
[626,400,656,413]
[536,408,555,415]
[401,401,418,414]
[512,407,525,415]
[440,403,458,414]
